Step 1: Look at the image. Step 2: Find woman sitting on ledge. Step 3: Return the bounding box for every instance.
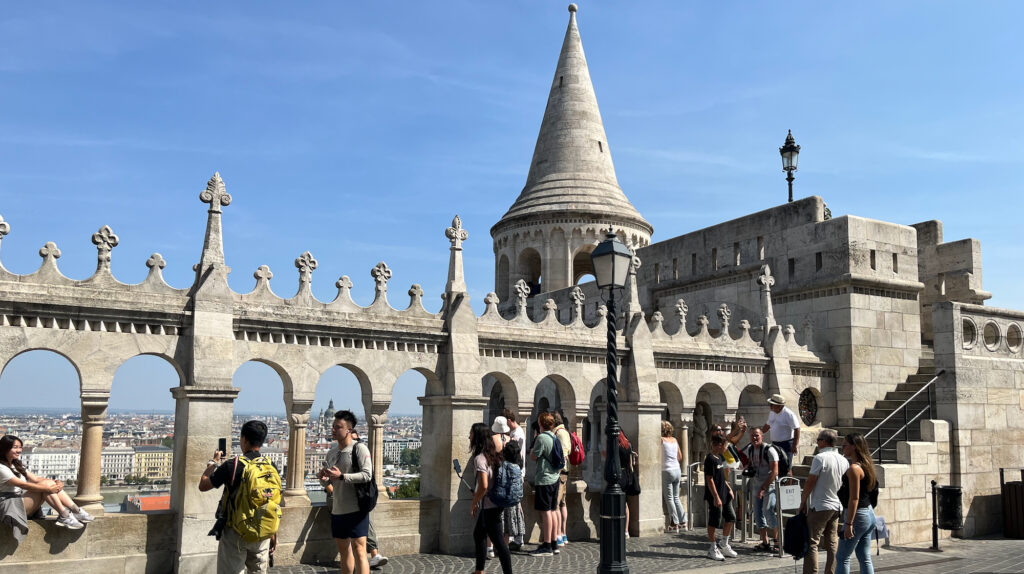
[0,435,94,538]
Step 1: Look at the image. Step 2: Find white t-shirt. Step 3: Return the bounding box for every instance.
[767,407,801,442]
[0,464,26,496]
[807,447,849,511]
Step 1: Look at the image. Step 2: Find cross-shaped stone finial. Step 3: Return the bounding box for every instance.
[295,251,318,284]
[543,299,558,312]
[0,214,10,240]
[514,279,530,306]
[371,262,392,293]
[717,303,732,332]
[39,242,61,261]
[758,264,775,290]
[596,303,608,318]
[92,225,119,268]
[147,253,166,270]
[336,275,353,291]
[674,298,688,320]
[445,215,469,249]
[630,254,642,272]
[200,172,232,213]
[570,286,585,319]
[697,314,710,328]
[254,265,273,282]
[651,310,664,331]
[409,284,424,299]
[484,292,500,307]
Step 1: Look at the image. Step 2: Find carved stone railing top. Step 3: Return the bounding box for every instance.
[647,297,764,357]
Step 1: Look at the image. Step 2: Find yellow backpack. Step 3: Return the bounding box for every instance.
[225,455,282,542]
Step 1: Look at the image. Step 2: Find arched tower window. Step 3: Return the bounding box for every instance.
[497,254,510,301]
[517,248,542,295]
[572,244,597,284]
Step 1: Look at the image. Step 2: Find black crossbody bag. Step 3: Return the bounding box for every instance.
[350,442,379,513]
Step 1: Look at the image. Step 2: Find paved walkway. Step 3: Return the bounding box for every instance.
[273,531,1024,574]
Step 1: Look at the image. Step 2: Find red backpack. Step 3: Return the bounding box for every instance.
[568,430,585,466]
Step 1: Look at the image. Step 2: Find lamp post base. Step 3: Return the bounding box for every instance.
[597,487,629,574]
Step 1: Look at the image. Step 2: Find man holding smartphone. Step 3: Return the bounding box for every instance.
[198,420,279,574]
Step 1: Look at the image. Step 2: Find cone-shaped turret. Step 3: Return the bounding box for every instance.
[492,4,652,237]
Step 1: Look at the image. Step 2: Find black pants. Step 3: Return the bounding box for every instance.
[474,507,512,573]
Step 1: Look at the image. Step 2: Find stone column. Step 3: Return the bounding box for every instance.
[619,402,666,537]
[283,400,312,507]
[74,390,109,515]
[369,402,389,492]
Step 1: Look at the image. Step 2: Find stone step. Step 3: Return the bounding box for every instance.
[906,373,936,383]
[873,398,931,411]
[862,403,931,419]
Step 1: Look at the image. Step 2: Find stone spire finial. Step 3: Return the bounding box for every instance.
[197,172,232,273]
[39,242,61,263]
[371,262,392,293]
[758,263,777,329]
[674,298,688,333]
[570,286,585,322]
[91,225,119,272]
[445,215,469,295]
[254,265,273,283]
[717,303,732,334]
[145,253,167,282]
[514,279,530,318]
[200,172,232,214]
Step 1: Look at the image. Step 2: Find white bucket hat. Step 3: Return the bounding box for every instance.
[491,416,510,434]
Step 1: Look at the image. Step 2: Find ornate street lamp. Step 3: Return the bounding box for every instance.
[779,129,800,202]
[590,228,632,574]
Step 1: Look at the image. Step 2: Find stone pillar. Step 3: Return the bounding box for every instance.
[619,402,667,537]
[170,386,239,574]
[369,402,389,491]
[418,395,488,554]
[570,408,588,481]
[74,390,109,515]
[283,400,312,506]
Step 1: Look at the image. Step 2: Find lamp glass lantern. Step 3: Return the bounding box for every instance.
[780,130,800,172]
[590,230,632,290]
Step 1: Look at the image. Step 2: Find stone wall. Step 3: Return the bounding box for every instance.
[933,301,1024,537]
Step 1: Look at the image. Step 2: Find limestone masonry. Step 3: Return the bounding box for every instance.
[1,6,1021,574]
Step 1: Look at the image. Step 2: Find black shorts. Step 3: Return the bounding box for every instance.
[706,498,736,528]
[534,483,558,512]
[331,510,370,539]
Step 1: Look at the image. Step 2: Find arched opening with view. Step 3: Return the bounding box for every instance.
[309,365,370,503]
[517,248,542,296]
[572,244,597,285]
[385,369,430,500]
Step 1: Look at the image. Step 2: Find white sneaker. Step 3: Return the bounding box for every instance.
[719,542,737,558]
[56,515,84,530]
[707,544,725,561]
[72,509,95,523]
[368,554,388,568]
[486,547,495,559]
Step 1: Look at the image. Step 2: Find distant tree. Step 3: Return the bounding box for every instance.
[383,456,396,466]
[100,476,110,486]
[393,477,420,499]
[161,436,174,449]
[400,447,421,468]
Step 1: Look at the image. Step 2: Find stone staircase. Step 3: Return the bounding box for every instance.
[793,344,937,479]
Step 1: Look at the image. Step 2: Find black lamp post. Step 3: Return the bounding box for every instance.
[780,129,800,202]
[590,228,633,574]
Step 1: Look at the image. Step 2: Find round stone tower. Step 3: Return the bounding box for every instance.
[490,4,652,302]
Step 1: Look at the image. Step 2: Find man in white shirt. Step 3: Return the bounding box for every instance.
[799,429,849,574]
[762,394,800,475]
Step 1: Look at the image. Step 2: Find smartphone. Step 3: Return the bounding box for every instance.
[218,438,227,454]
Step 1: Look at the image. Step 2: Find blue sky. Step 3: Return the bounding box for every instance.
[1,2,1022,417]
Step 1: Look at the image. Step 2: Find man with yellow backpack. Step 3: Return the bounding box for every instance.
[199,420,283,574]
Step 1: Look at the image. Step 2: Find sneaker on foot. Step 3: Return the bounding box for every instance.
[368,554,388,568]
[552,546,560,555]
[56,515,84,530]
[487,547,495,559]
[530,546,553,557]
[72,509,95,523]
[707,545,725,561]
[508,542,522,552]
[720,542,738,558]
[556,537,564,547]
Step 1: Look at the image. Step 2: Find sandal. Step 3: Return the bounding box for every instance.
[753,541,772,552]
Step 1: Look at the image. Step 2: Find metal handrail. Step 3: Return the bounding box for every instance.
[867,369,944,462]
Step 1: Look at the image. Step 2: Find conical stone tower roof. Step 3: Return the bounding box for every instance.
[492,4,652,238]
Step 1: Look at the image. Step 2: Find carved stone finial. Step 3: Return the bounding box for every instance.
[336,275,353,291]
[91,225,119,267]
[484,292,500,306]
[445,215,469,249]
[758,263,777,328]
[371,262,392,295]
[570,286,586,307]
[740,319,751,333]
[697,314,710,328]
[513,279,530,306]
[758,264,775,289]
[295,251,318,284]
[200,172,232,213]
[254,265,273,282]
[39,242,61,261]
[717,303,732,332]
[0,214,10,240]
[409,284,424,299]
[543,299,558,312]
[651,310,664,332]
[674,298,688,320]
[596,304,608,318]
[146,254,166,270]
[630,254,642,272]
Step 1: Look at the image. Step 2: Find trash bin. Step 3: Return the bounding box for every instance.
[1001,468,1024,539]
[935,485,963,531]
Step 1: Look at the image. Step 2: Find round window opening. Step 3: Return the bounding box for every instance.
[962,318,977,349]
[798,389,818,426]
[984,322,1001,351]
[1007,324,1022,353]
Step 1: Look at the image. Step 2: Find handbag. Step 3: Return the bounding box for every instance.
[349,443,379,513]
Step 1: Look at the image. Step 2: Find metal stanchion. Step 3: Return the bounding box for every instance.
[686,462,701,531]
[739,475,748,543]
[775,476,784,558]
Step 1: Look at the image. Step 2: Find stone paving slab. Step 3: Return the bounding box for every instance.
[272,532,1024,574]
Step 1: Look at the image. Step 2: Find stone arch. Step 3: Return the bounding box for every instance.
[496,254,510,301]
[738,384,768,433]
[315,363,372,422]
[1,347,83,393]
[233,359,290,418]
[572,243,597,285]
[658,381,684,423]
[517,247,542,295]
[695,383,728,427]
[482,372,519,425]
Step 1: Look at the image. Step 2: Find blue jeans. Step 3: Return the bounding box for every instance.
[837,507,875,574]
[662,468,686,525]
[753,487,778,530]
